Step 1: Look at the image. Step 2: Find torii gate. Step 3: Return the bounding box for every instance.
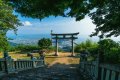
[51,31,79,56]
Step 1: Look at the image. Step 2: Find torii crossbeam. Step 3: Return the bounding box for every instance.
[51,31,79,56]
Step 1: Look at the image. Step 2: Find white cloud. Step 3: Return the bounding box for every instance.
[22,21,32,26]
[13,16,119,42]
[18,17,96,36]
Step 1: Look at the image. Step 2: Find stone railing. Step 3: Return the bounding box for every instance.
[0,56,44,77]
[79,61,120,80]
[0,58,6,76]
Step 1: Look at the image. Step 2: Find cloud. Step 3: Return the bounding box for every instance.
[22,21,32,26]
[18,16,96,35]
[11,16,119,42]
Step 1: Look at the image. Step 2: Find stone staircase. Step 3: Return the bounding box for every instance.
[1,65,80,80]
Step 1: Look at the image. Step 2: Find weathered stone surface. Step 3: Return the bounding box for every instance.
[1,54,80,80]
[1,66,80,80]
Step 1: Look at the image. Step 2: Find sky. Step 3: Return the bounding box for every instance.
[7,12,120,42]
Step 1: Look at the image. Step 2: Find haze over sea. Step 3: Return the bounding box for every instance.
[7,33,99,45]
[7,12,120,45]
[7,32,120,46]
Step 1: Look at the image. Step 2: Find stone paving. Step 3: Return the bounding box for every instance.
[1,65,80,80]
[1,53,80,80]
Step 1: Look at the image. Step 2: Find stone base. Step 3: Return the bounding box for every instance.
[54,53,58,56]
[70,54,75,57]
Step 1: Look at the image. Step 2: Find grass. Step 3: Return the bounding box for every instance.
[0,52,40,60]
[0,51,57,65]
[45,57,57,65]
[67,58,80,64]
[45,52,80,65]
[0,51,80,65]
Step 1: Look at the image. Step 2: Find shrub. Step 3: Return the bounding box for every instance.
[98,39,119,52]
[104,47,120,64]
[98,39,120,64]
[38,38,52,49]
[75,39,98,53]
[8,45,39,52]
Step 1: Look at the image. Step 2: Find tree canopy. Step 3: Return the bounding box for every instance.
[11,0,120,38]
[38,38,52,50]
[0,0,21,50]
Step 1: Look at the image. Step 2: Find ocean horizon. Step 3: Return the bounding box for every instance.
[7,33,100,46]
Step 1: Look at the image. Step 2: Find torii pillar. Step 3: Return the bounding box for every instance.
[55,37,58,56]
[71,35,74,56]
[51,32,79,56]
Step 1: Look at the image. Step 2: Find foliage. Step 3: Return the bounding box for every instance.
[46,46,55,53]
[104,47,120,64]
[89,0,120,38]
[8,45,63,54]
[75,39,98,53]
[75,39,98,61]
[38,38,52,49]
[87,47,98,57]
[75,39,120,63]
[8,45,39,52]
[11,0,98,20]
[45,46,63,53]
[0,0,21,50]
[11,0,120,37]
[98,39,119,52]
[0,34,9,50]
[98,39,120,64]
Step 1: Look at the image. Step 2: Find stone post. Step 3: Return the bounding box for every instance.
[32,58,36,68]
[4,51,9,58]
[96,49,102,80]
[4,51,15,73]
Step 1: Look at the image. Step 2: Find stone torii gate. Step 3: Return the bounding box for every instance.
[51,32,79,56]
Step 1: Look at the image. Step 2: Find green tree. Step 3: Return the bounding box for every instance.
[104,47,120,64]
[11,0,120,37]
[0,34,8,50]
[98,39,119,52]
[0,0,21,51]
[75,39,98,53]
[98,39,120,63]
[89,0,120,38]
[38,38,52,50]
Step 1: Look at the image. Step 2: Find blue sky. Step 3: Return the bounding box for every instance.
[7,12,120,42]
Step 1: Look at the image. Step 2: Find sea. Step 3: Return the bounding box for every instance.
[7,33,120,52]
[7,33,99,46]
